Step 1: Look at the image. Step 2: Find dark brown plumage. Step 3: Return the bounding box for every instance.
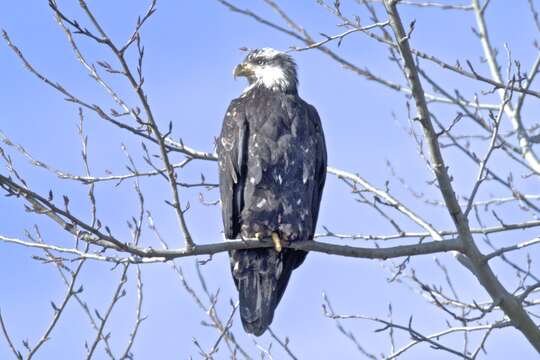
[217,48,327,335]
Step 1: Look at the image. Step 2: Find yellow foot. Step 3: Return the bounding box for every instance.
[271,232,282,253]
[255,232,263,241]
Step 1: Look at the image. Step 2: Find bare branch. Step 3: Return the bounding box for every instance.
[0,309,22,360]
[384,0,540,351]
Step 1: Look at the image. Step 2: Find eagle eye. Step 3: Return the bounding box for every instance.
[255,59,265,66]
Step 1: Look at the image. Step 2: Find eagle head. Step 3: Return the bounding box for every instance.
[233,48,297,93]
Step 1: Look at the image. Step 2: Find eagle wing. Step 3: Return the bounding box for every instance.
[217,100,248,239]
[282,101,327,271]
[306,103,327,239]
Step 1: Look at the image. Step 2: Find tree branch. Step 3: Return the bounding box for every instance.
[384,0,540,352]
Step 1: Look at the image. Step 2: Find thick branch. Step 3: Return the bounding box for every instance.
[0,233,463,263]
[384,0,540,352]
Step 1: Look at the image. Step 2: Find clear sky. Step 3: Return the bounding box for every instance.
[1,1,539,359]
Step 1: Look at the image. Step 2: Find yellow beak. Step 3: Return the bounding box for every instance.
[233,62,253,79]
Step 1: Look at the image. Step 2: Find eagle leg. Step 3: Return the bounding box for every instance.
[255,232,263,241]
[271,232,283,253]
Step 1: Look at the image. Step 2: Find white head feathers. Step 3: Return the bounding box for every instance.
[234,48,298,93]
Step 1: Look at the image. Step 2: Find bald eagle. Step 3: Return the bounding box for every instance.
[217,48,327,336]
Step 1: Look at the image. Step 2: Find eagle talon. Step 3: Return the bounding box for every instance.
[271,232,283,253]
[255,232,263,241]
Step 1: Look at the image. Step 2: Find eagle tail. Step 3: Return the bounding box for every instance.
[232,248,302,336]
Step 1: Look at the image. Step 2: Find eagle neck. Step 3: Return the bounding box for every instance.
[242,82,297,97]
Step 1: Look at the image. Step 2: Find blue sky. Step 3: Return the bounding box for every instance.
[1,1,539,359]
